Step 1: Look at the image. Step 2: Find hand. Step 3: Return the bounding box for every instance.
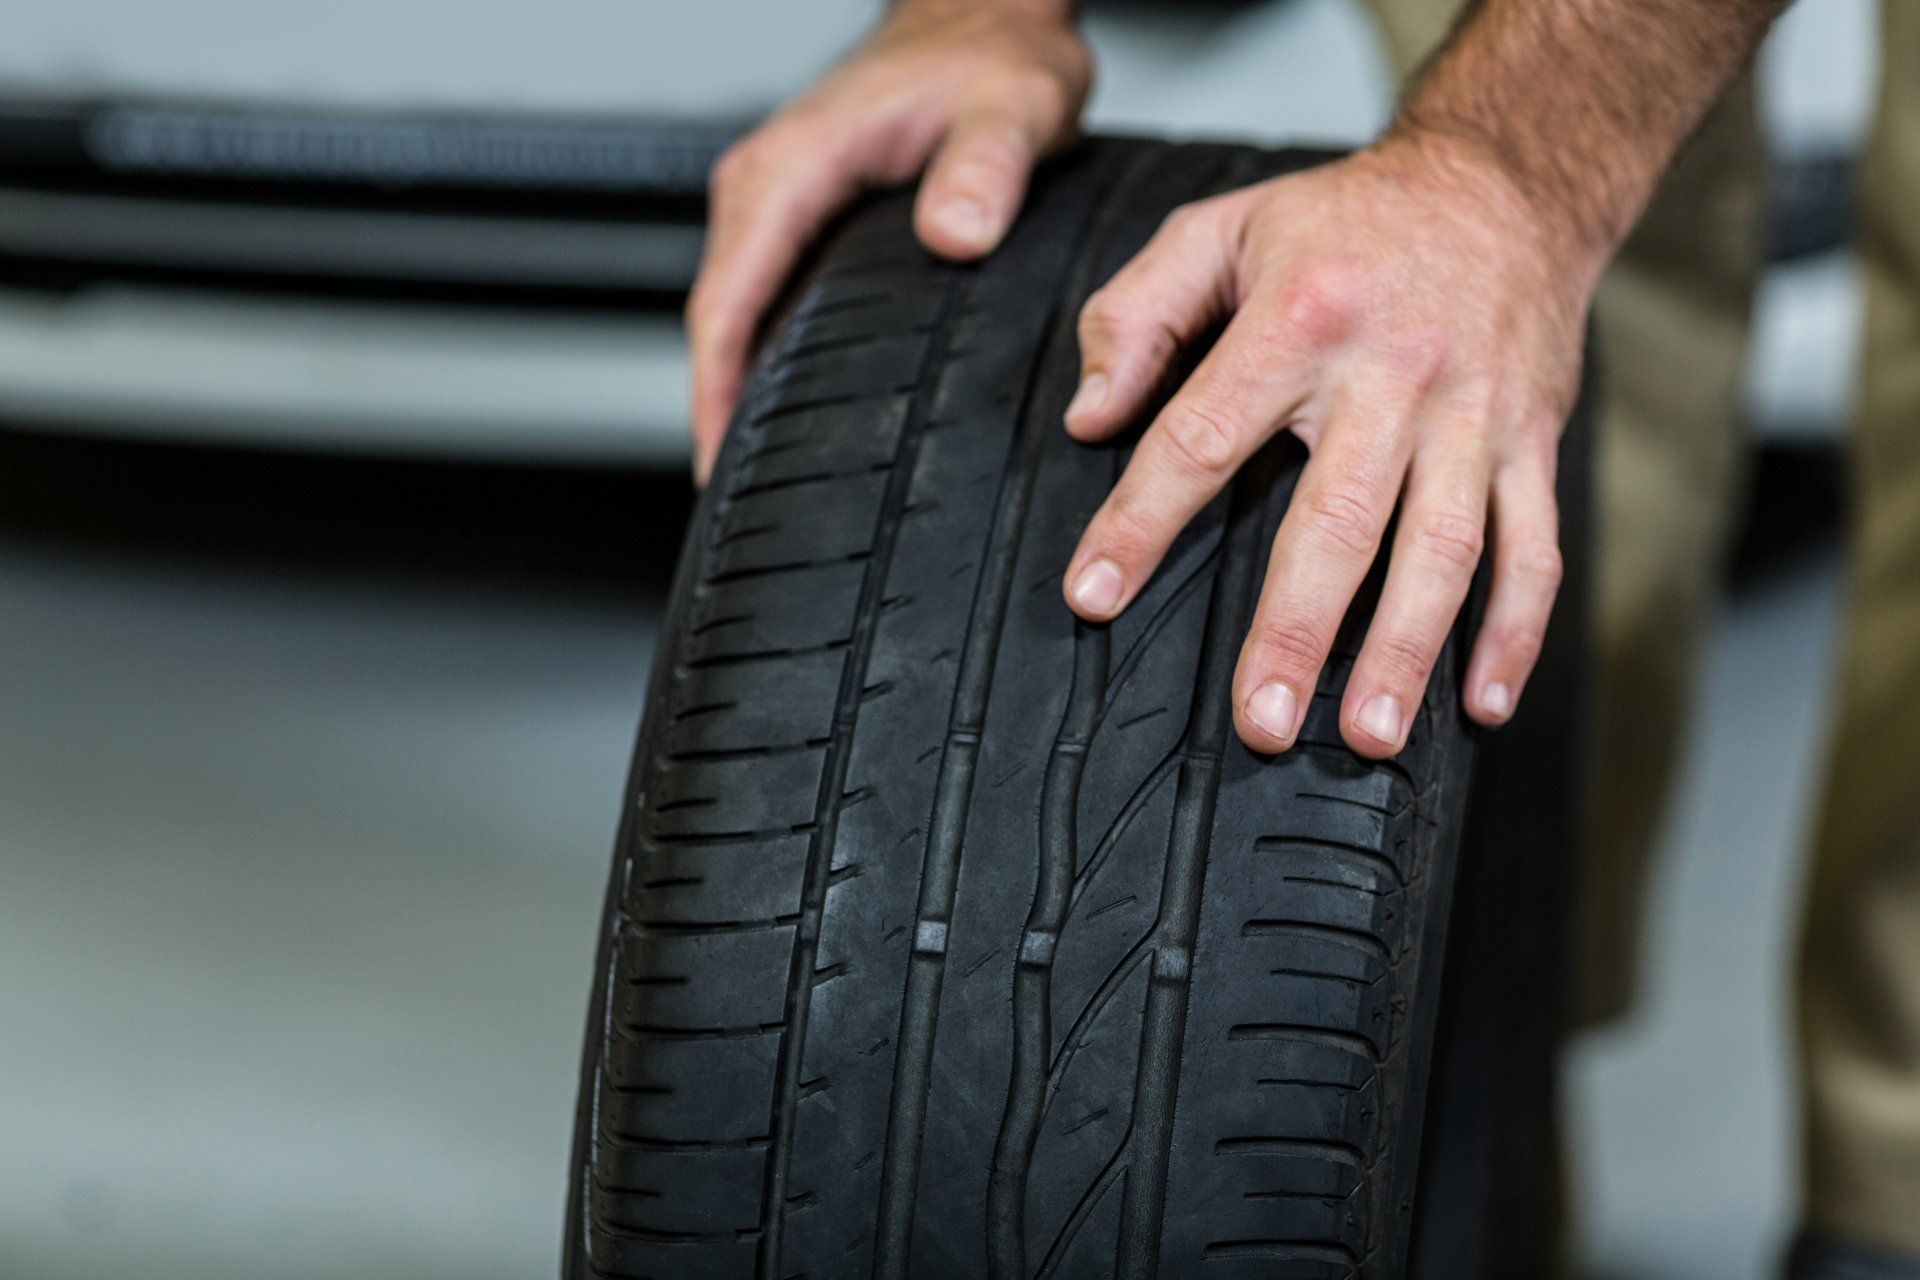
[1059,134,1594,757]
[686,0,1091,483]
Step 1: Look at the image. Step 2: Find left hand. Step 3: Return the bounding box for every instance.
[1058,132,1594,758]
[685,0,1091,483]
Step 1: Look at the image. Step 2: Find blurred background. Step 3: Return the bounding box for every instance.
[0,1,1873,1276]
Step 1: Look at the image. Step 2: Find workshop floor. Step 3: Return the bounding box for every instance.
[0,435,1842,1280]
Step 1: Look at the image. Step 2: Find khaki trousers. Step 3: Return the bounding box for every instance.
[1800,0,1920,1253]
[1365,0,1920,1253]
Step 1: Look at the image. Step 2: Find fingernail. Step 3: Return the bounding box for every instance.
[1482,681,1513,721]
[1065,372,1109,423]
[1245,682,1299,743]
[1357,694,1404,746]
[938,197,993,249]
[1069,558,1126,616]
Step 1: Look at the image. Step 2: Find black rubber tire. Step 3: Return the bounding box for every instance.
[565,138,1489,1280]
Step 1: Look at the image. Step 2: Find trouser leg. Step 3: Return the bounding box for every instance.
[1797,0,1920,1258]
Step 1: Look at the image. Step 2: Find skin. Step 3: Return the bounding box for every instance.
[688,0,1789,758]
[687,0,1089,479]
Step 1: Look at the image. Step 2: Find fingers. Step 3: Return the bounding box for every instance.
[1064,202,1239,442]
[1232,410,1410,753]
[1061,308,1310,621]
[1463,450,1563,726]
[690,93,1066,486]
[1339,432,1491,757]
[687,129,863,484]
[913,109,1046,260]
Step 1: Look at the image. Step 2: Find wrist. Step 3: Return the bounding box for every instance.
[1374,0,1787,280]
[1369,123,1614,292]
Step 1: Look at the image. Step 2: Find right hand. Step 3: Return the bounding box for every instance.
[686,0,1092,483]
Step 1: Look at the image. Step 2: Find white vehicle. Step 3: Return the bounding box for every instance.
[0,0,1869,464]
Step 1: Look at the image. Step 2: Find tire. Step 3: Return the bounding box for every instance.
[565,138,1491,1280]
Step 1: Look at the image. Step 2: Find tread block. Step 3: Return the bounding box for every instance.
[588,1228,760,1280]
[612,925,798,1028]
[709,468,891,577]
[729,415,906,488]
[599,1035,782,1144]
[592,1143,767,1237]
[641,746,829,837]
[622,833,813,926]
[658,646,846,757]
[679,559,869,659]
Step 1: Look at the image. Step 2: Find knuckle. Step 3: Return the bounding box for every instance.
[1056,43,1095,99]
[1487,619,1546,668]
[1412,509,1486,573]
[709,139,758,194]
[1511,410,1563,456]
[1453,375,1502,422]
[684,282,718,334]
[1509,538,1565,590]
[1159,200,1213,239]
[950,119,1029,178]
[1095,495,1161,562]
[1520,416,1566,450]
[1275,263,1364,346]
[1159,400,1241,474]
[1251,614,1326,675]
[1161,202,1200,233]
[1385,329,1452,390]
[1370,629,1437,682]
[1303,482,1383,558]
[1078,289,1130,344]
[1006,64,1076,119]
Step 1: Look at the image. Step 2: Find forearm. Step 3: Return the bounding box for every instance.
[1392,0,1788,269]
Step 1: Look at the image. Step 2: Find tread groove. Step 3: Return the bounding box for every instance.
[1201,1239,1360,1266]
[1034,1133,1133,1280]
[987,611,1109,1278]
[1238,919,1392,966]
[1045,935,1154,1112]
[1225,1023,1379,1061]
[869,175,1110,1279]
[1253,835,1406,889]
[1211,1137,1365,1167]
[1112,439,1278,1280]
[754,274,968,1280]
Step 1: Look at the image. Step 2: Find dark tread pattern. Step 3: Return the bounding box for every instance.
[564,138,1479,1280]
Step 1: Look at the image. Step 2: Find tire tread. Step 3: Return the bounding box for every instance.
[566,138,1481,1280]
